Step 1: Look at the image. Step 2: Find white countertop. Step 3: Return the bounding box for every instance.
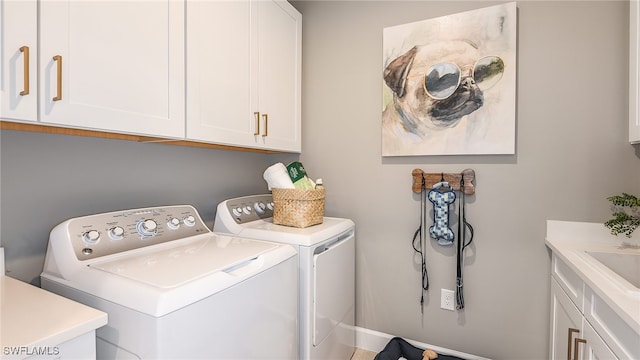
[545,220,640,335]
[0,275,107,350]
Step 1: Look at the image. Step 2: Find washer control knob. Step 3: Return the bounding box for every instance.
[183,215,196,227]
[82,230,101,244]
[167,217,181,229]
[243,206,252,215]
[266,202,274,211]
[137,219,158,237]
[254,202,266,214]
[232,207,242,217]
[108,226,125,240]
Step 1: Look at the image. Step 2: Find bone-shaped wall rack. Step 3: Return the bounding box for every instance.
[411,168,476,195]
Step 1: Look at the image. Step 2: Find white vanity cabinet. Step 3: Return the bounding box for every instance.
[549,258,617,360]
[0,0,38,122]
[186,0,301,152]
[38,0,185,138]
[549,254,638,360]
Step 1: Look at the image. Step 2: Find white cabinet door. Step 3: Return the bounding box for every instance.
[185,0,255,147]
[550,258,624,360]
[0,0,38,122]
[630,0,640,144]
[186,0,301,152]
[253,0,301,152]
[551,280,618,360]
[581,322,619,360]
[550,279,583,360]
[39,1,185,138]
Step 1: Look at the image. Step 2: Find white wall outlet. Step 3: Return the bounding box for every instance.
[441,289,455,311]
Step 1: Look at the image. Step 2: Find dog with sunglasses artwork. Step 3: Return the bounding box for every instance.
[382,39,505,155]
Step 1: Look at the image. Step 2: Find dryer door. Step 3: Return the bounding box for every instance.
[312,231,355,346]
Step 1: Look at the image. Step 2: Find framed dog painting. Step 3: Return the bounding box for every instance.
[382,3,517,156]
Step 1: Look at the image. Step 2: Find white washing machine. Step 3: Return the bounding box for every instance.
[214,194,355,360]
[41,205,298,360]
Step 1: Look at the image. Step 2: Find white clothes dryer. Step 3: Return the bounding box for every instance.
[214,194,355,360]
[41,205,298,360]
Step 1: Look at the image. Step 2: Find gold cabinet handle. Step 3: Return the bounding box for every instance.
[19,46,30,96]
[254,112,260,135]
[567,328,579,360]
[573,337,586,360]
[52,55,62,101]
[262,113,268,137]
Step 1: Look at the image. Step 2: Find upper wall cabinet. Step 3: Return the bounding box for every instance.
[630,0,640,144]
[1,0,185,139]
[38,1,185,138]
[186,0,302,152]
[0,0,38,122]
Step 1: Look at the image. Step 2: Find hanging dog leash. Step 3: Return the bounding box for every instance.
[410,169,476,312]
[412,176,429,313]
[455,177,474,310]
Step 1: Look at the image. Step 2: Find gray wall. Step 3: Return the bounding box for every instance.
[0,131,297,283]
[293,0,640,359]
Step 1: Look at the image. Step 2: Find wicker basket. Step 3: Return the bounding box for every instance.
[272,188,325,228]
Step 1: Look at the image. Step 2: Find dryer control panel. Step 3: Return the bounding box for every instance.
[52,205,210,261]
[220,194,275,224]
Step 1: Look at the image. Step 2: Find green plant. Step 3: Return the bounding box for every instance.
[605,193,640,237]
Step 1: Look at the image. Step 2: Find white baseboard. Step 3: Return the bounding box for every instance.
[354,327,394,353]
[354,326,492,360]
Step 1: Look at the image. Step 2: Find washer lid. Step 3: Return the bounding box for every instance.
[90,234,279,288]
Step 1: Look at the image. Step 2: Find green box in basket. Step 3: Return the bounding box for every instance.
[286,161,315,190]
